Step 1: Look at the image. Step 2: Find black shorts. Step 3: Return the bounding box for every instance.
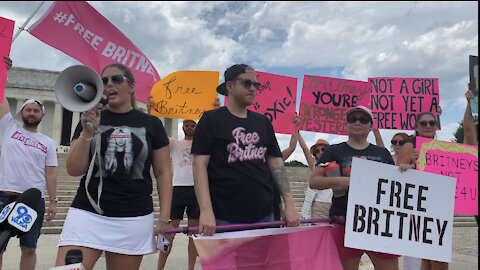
[170,186,200,220]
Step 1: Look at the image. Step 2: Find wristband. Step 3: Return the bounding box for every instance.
[79,134,94,142]
[159,219,172,224]
[50,197,58,203]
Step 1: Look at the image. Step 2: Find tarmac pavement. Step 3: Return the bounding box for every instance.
[1,227,477,269]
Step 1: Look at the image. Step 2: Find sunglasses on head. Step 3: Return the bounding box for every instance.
[391,140,406,146]
[101,74,130,85]
[418,120,437,127]
[314,147,328,154]
[346,115,371,124]
[233,78,261,90]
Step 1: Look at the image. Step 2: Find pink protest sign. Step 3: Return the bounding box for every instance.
[369,77,441,130]
[416,137,478,215]
[0,17,14,101]
[298,75,371,135]
[29,1,159,103]
[225,71,297,135]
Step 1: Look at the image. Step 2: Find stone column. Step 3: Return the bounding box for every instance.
[52,103,63,145]
[40,100,55,139]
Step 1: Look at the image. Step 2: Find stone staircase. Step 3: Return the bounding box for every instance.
[41,154,477,234]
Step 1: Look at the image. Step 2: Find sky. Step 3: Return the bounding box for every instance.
[1,1,478,165]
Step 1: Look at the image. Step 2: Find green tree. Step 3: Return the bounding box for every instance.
[284,160,308,167]
[452,116,478,143]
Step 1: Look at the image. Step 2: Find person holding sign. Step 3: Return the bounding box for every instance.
[55,63,173,270]
[0,57,58,270]
[397,112,448,270]
[309,106,398,270]
[192,64,300,236]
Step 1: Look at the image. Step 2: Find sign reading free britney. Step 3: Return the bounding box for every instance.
[298,75,371,135]
[416,137,478,215]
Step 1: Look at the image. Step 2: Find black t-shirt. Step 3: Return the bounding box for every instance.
[71,109,169,217]
[318,142,395,219]
[191,107,283,223]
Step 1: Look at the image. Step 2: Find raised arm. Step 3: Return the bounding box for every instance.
[373,128,385,148]
[298,132,316,172]
[0,57,13,120]
[282,115,300,161]
[464,90,478,146]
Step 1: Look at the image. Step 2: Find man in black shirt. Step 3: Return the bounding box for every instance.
[309,106,399,270]
[192,64,300,236]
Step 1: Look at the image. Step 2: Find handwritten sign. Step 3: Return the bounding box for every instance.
[0,17,14,100]
[298,76,371,135]
[346,158,455,263]
[150,71,218,120]
[225,71,297,135]
[369,77,441,130]
[416,137,478,215]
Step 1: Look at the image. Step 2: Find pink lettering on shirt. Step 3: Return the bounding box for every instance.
[227,127,267,163]
[11,131,48,153]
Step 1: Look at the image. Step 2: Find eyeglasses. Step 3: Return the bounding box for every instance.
[314,147,328,154]
[101,74,131,85]
[418,120,437,127]
[232,78,261,90]
[346,116,371,124]
[391,140,406,146]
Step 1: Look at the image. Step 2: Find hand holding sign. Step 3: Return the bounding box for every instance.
[0,17,14,101]
[150,71,219,120]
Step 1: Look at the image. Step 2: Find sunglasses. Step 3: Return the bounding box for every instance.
[418,120,437,127]
[101,74,131,85]
[391,140,406,146]
[233,78,261,90]
[346,116,371,124]
[314,147,328,154]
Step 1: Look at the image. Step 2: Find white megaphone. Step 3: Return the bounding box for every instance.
[54,65,107,113]
[55,65,108,130]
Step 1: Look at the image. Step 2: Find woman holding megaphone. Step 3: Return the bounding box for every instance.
[55,63,173,270]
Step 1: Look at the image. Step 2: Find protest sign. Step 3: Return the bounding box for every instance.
[193,226,342,269]
[468,55,478,113]
[225,71,297,134]
[0,17,14,100]
[416,137,478,215]
[369,77,441,130]
[150,71,218,120]
[345,158,455,263]
[298,75,371,135]
[29,1,159,103]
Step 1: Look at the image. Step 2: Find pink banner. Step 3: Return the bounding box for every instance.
[28,1,159,103]
[194,226,342,270]
[416,137,478,215]
[369,77,441,130]
[225,71,297,135]
[0,17,14,101]
[299,75,371,135]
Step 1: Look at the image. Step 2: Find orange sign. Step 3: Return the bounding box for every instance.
[150,71,219,120]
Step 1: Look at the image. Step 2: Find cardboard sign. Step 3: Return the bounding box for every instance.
[225,71,298,135]
[298,75,371,135]
[416,137,478,215]
[345,158,455,263]
[150,71,219,120]
[369,77,441,130]
[0,17,14,100]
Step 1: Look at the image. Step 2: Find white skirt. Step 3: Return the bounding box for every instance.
[58,207,156,255]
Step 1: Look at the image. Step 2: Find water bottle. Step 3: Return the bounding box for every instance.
[325,161,346,197]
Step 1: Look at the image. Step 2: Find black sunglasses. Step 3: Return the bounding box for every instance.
[419,120,437,127]
[391,140,406,146]
[233,78,261,90]
[102,74,130,85]
[347,116,371,124]
[314,147,328,154]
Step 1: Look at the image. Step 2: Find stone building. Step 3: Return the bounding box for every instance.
[3,66,178,148]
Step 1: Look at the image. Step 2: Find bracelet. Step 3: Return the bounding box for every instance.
[50,197,58,203]
[79,134,94,142]
[159,218,172,224]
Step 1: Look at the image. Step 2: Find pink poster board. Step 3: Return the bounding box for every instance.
[0,17,14,100]
[226,71,297,135]
[416,137,478,215]
[369,77,441,130]
[299,75,371,135]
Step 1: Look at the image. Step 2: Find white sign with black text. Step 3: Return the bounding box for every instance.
[345,158,456,263]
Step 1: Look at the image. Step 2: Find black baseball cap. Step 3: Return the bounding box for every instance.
[216,64,256,96]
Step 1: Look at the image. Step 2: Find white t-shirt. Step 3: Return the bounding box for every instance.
[0,113,58,197]
[313,188,333,203]
[169,138,193,186]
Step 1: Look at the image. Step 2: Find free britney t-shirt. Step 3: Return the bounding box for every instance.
[192,107,282,223]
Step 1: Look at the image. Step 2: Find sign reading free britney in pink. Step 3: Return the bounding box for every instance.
[416,137,478,215]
